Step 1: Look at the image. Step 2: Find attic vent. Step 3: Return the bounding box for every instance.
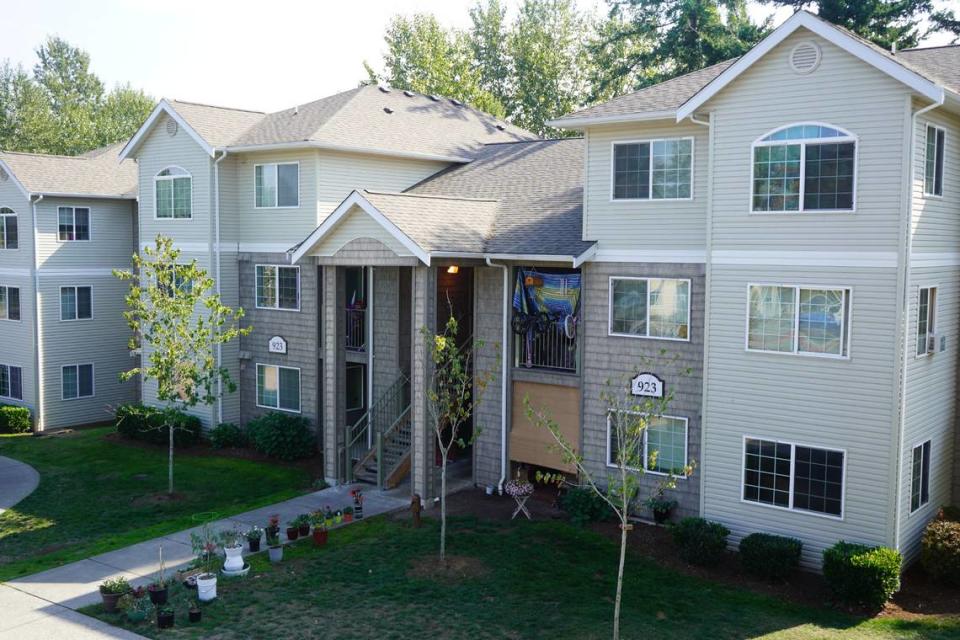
[790,41,821,74]
[165,118,178,137]
[378,85,391,93]
[383,107,394,114]
[428,94,440,102]
[403,90,415,97]
[0,168,7,182]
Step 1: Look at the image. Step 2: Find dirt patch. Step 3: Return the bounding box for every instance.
[130,492,188,506]
[36,543,69,556]
[408,555,489,582]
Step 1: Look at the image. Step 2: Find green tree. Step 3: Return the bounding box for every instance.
[468,0,512,108]
[115,236,251,494]
[0,61,54,153]
[95,85,155,149]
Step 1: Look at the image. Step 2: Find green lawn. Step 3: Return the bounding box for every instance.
[82,515,960,639]
[0,427,310,581]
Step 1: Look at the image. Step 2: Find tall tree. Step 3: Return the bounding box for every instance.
[930,8,960,42]
[468,0,512,108]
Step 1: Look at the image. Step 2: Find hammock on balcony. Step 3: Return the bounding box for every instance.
[512,268,581,318]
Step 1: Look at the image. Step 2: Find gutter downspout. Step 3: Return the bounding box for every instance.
[30,194,43,432]
[486,257,509,494]
[893,96,943,552]
[214,150,228,425]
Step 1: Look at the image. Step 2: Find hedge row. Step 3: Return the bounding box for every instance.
[0,404,31,433]
[114,403,202,447]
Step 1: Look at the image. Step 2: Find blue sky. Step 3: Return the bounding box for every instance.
[0,0,952,113]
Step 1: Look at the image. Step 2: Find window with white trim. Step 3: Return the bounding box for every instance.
[0,285,20,321]
[60,286,92,321]
[157,265,193,298]
[917,286,937,356]
[924,125,945,197]
[752,124,855,212]
[609,277,690,340]
[58,206,90,241]
[255,163,299,208]
[155,167,192,218]
[255,265,300,310]
[0,207,17,249]
[743,437,844,517]
[613,138,692,200]
[747,285,850,357]
[910,440,931,513]
[0,364,22,400]
[607,412,688,475]
[256,364,300,412]
[62,364,94,400]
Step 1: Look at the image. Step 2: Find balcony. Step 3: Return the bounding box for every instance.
[345,306,366,351]
[514,314,578,373]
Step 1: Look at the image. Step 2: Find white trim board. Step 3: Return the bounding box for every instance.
[590,249,707,264]
[910,252,960,268]
[712,250,897,268]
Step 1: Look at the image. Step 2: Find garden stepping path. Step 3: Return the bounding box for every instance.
[0,455,40,515]
[1,482,409,638]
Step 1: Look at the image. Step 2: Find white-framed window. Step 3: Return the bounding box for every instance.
[255,265,300,311]
[346,363,365,411]
[155,166,192,219]
[612,138,693,200]
[752,123,856,212]
[57,206,90,241]
[0,364,23,400]
[917,286,937,357]
[60,286,92,321]
[606,412,689,476]
[608,277,690,341]
[742,436,845,518]
[156,265,193,298]
[255,162,299,208]
[747,284,851,358]
[0,285,20,321]
[0,207,17,249]
[910,440,931,513]
[62,363,94,400]
[256,363,301,413]
[924,125,945,197]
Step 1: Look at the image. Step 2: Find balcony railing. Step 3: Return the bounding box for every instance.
[515,315,578,373]
[345,307,366,351]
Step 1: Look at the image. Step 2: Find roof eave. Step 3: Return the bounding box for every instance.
[0,158,32,200]
[546,110,677,129]
[224,140,473,164]
[29,191,136,201]
[119,99,215,161]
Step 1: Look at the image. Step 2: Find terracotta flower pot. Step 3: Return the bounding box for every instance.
[286,527,299,541]
[298,523,310,537]
[312,529,328,546]
[99,588,125,614]
[147,585,168,605]
[344,513,353,523]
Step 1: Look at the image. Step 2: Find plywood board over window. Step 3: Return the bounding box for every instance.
[510,380,580,473]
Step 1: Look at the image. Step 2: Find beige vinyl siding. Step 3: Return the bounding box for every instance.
[228,151,317,245]
[910,108,960,252]
[39,276,136,428]
[584,121,707,253]
[310,206,412,257]
[707,28,909,252]
[35,197,135,269]
[0,178,32,268]
[703,265,900,568]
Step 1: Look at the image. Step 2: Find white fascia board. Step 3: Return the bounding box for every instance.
[573,244,598,267]
[118,99,214,161]
[677,11,944,121]
[224,141,472,164]
[32,192,136,201]
[289,190,431,265]
[546,110,677,129]
[0,158,32,199]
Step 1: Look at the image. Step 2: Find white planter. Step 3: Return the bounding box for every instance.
[196,573,217,602]
[223,544,245,572]
[268,546,283,563]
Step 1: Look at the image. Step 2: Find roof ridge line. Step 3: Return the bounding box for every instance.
[900,44,960,52]
[168,98,266,114]
[363,189,499,203]
[0,150,97,160]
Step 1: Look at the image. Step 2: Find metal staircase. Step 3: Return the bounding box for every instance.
[343,373,412,489]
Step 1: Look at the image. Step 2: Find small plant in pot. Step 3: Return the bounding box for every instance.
[310,512,328,546]
[324,505,334,529]
[334,509,343,525]
[643,464,694,525]
[219,526,246,575]
[156,604,175,629]
[343,506,354,523]
[190,523,219,602]
[246,525,263,552]
[147,548,169,605]
[99,576,131,613]
[189,602,202,623]
[267,533,283,563]
[265,514,280,540]
[119,593,152,623]
[285,520,300,541]
[295,513,311,537]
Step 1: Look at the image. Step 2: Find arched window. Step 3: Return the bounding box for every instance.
[0,207,17,249]
[154,166,192,219]
[752,123,856,213]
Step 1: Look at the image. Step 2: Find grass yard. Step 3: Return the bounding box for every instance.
[82,515,960,640]
[0,427,310,581]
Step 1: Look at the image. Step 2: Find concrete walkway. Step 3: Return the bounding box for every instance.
[0,455,40,515]
[2,483,409,638]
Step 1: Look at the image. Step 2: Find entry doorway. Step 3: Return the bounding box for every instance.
[345,362,366,441]
[435,266,474,466]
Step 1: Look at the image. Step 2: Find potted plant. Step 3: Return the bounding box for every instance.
[334,509,344,525]
[324,506,334,529]
[147,548,169,605]
[265,514,280,540]
[295,513,311,537]
[310,512,328,546]
[219,526,245,574]
[119,593,151,623]
[189,603,202,623]
[267,534,283,563]
[246,526,263,552]
[644,473,685,525]
[98,577,131,613]
[190,523,219,602]
[285,520,300,541]
[156,604,175,629]
[343,506,354,523]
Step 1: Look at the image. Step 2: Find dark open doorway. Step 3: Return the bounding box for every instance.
[435,266,474,467]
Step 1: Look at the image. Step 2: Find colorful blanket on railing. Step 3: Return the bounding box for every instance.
[512,268,581,317]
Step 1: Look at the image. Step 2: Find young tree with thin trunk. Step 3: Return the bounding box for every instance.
[115,235,251,494]
[524,361,694,640]
[421,314,498,561]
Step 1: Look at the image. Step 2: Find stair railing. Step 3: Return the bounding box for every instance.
[343,373,409,482]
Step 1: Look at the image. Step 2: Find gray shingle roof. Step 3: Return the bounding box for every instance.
[0,141,136,198]
[898,46,960,95]
[167,100,266,149]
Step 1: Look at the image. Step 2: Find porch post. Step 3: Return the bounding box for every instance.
[410,265,437,501]
[322,265,346,483]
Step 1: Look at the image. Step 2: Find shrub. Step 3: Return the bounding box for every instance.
[0,404,31,434]
[558,486,612,526]
[920,517,960,586]
[114,403,202,447]
[245,412,315,460]
[739,533,803,580]
[822,541,901,608]
[209,422,244,449]
[672,517,730,566]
